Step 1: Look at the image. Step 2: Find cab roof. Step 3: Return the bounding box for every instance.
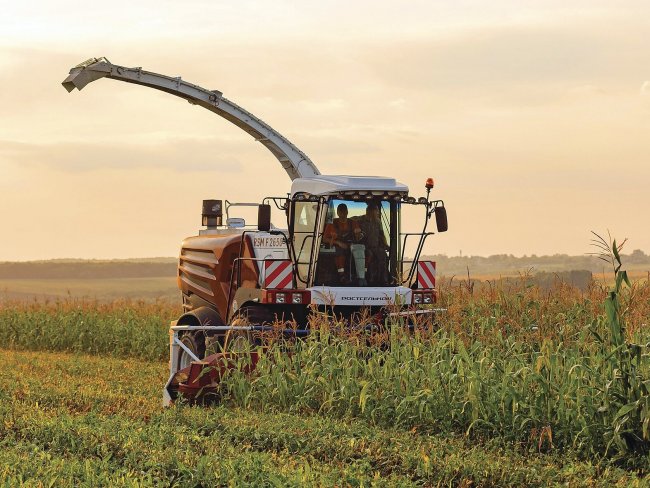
[290,175,409,197]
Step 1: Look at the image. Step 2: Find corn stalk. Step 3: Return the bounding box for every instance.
[590,231,650,458]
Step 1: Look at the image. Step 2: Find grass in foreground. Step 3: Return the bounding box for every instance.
[0,349,643,487]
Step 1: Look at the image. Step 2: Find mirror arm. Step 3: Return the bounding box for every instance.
[427,200,445,219]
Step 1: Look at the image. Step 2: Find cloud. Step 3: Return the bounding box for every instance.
[359,20,648,106]
[298,98,347,112]
[641,81,650,96]
[388,98,407,109]
[568,84,605,97]
[0,139,244,173]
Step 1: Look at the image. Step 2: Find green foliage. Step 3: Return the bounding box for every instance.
[0,299,175,360]
[214,238,650,466]
[588,232,650,459]
[217,324,649,467]
[0,350,643,487]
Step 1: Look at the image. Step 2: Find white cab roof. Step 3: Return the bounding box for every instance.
[290,175,409,196]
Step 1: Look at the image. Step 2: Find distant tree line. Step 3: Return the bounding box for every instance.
[1,250,648,280]
[420,250,650,277]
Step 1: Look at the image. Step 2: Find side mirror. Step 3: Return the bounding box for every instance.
[434,206,448,233]
[258,204,272,232]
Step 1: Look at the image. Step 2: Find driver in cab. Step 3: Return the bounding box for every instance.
[324,203,361,284]
[358,203,390,285]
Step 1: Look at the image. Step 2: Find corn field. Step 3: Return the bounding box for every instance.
[1,241,649,483]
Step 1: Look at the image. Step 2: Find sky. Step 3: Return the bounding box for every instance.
[1,0,649,261]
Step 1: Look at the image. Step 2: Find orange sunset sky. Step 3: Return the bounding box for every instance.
[1,1,649,261]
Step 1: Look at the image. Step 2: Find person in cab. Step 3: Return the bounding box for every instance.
[324,203,362,284]
[358,203,390,285]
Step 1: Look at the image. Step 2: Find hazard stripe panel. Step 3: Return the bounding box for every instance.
[417,261,436,289]
[264,260,294,289]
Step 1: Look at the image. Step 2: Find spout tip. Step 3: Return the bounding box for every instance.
[61,58,111,92]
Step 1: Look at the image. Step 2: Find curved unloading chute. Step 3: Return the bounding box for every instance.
[62,57,320,180]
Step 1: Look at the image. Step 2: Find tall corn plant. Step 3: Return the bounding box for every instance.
[590,232,649,458]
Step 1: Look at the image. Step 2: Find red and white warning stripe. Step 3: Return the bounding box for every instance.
[263,260,293,289]
[417,261,436,289]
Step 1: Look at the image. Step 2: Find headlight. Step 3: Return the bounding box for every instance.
[413,293,422,304]
[275,293,286,304]
[423,294,433,304]
[292,293,302,304]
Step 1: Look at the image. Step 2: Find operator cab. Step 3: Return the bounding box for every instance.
[287,175,446,290]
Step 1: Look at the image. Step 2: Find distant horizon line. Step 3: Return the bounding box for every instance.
[2,249,648,264]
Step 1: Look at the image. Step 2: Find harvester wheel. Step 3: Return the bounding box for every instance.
[223,329,255,353]
[178,332,205,371]
[234,305,275,326]
[231,305,275,347]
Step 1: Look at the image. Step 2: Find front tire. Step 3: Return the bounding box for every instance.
[230,305,276,347]
[223,329,255,353]
[233,304,275,326]
[177,332,205,371]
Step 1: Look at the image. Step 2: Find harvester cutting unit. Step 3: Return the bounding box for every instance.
[63,58,448,405]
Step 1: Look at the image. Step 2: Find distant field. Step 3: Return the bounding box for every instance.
[2,272,646,304]
[0,277,178,302]
[1,270,647,304]
[593,270,649,284]
[0,255,647,303]
[467,270,649,284]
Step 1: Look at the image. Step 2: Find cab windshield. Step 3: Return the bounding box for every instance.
[314,198,400,287]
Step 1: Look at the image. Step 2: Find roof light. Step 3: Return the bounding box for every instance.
[425,178,434,189]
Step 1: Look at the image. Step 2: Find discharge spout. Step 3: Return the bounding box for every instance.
[61,57,320,180]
